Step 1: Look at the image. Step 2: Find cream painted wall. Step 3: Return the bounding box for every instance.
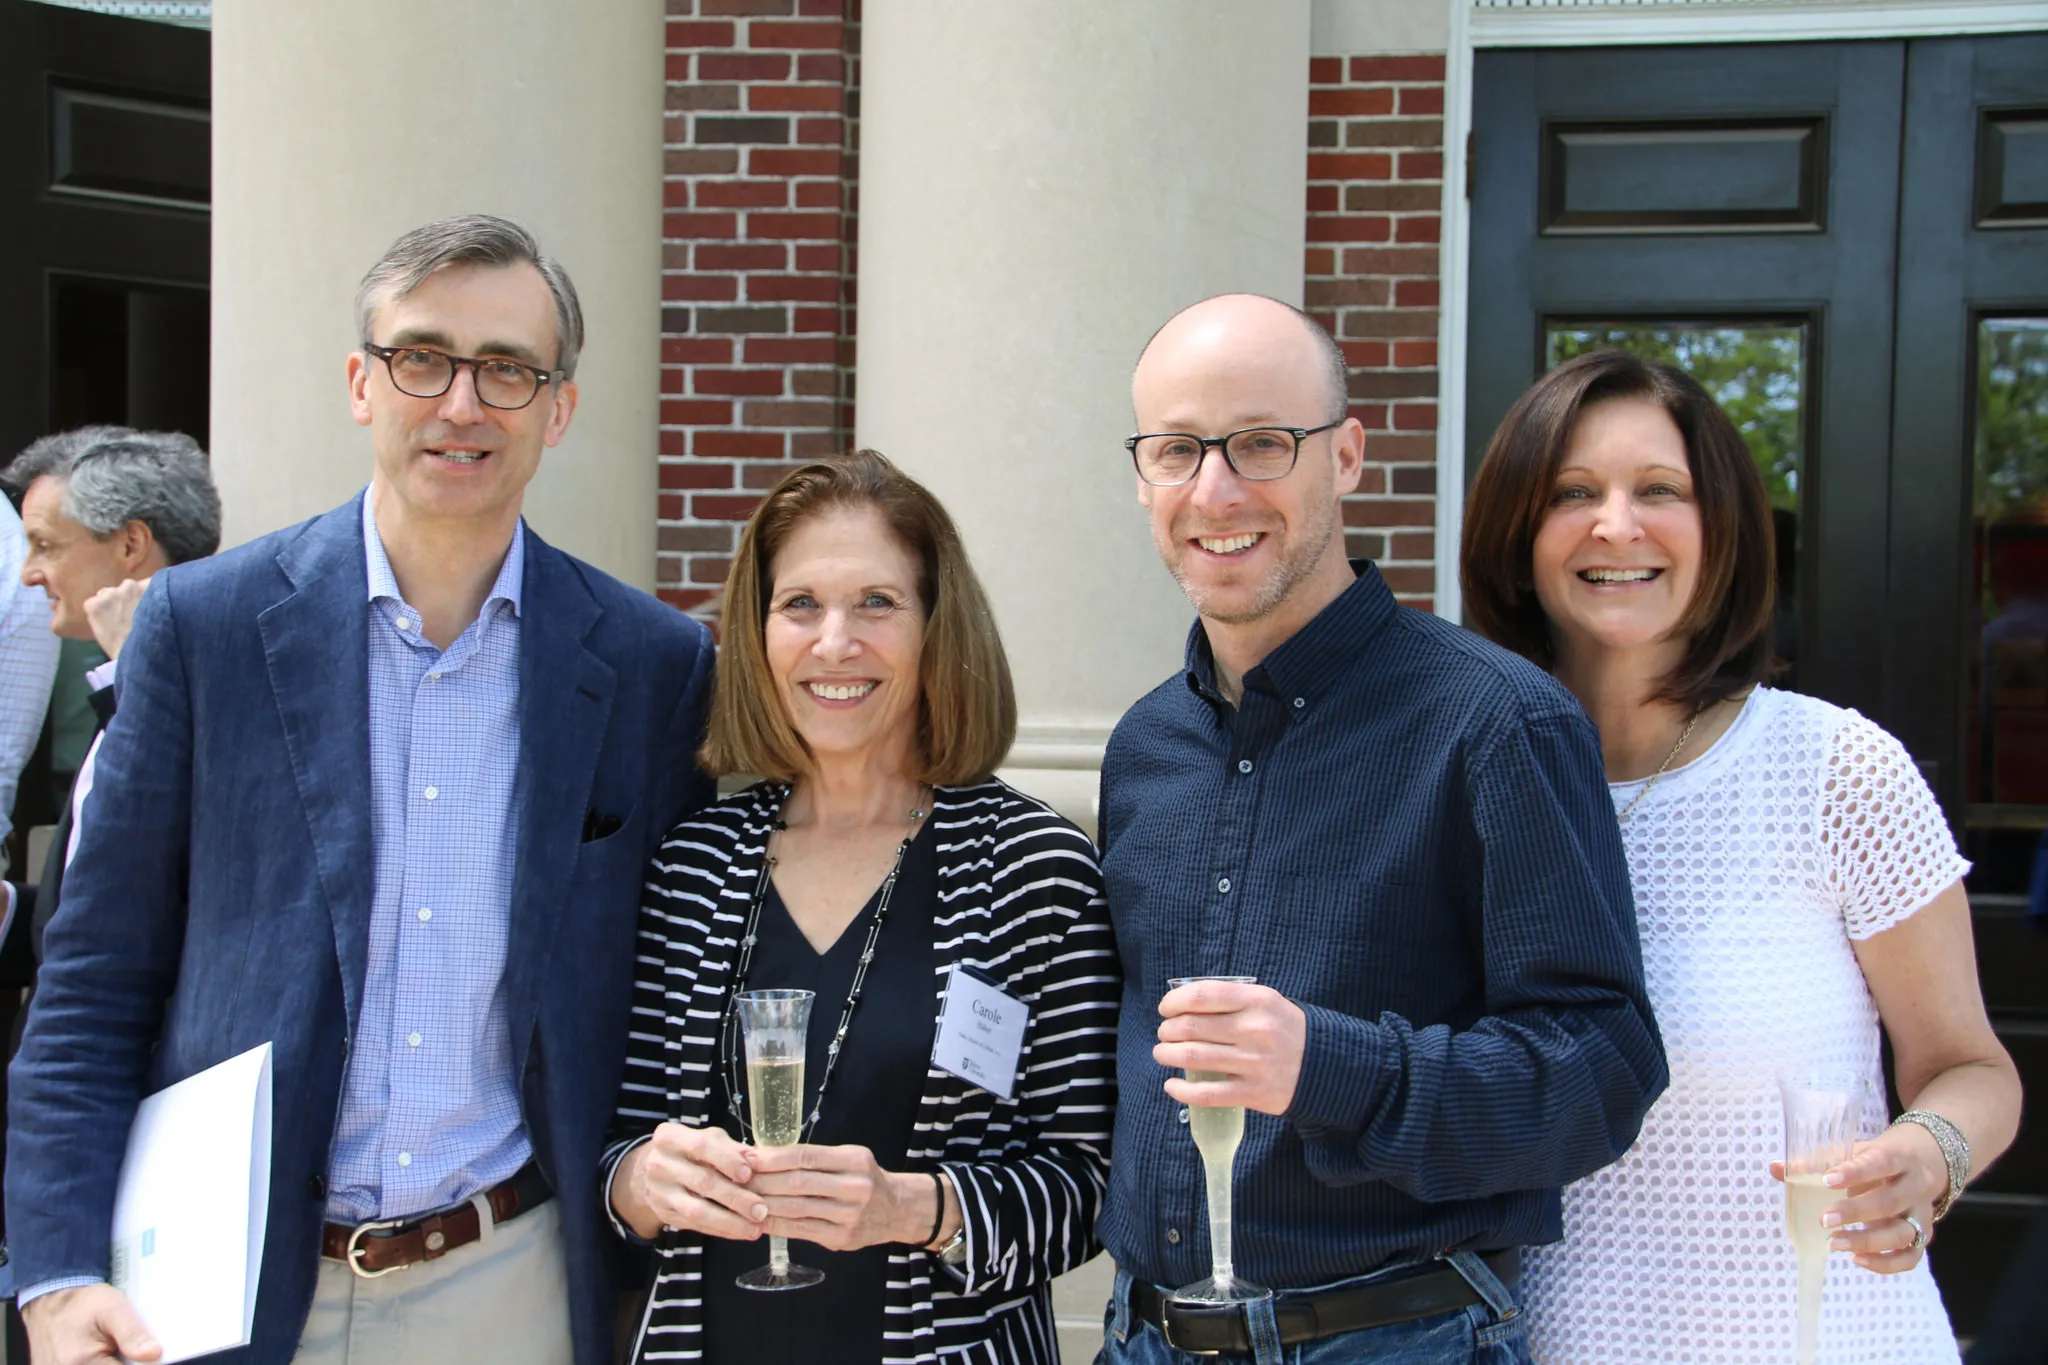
[208,0,664,587]
[1312,0,1451,53]
[856,1,1312,826]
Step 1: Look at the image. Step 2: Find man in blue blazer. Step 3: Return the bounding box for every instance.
[6,216,715,1365]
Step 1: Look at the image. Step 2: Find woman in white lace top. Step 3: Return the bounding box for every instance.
[1459,350,2022,1363]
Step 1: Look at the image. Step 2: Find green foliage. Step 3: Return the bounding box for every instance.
[1546,323,1805,513]
[1976,319,2048,524]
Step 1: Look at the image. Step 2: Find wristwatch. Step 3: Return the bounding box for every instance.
[931,1224,968,1266]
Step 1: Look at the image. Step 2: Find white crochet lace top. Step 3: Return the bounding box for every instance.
[1520,687,1968,1364]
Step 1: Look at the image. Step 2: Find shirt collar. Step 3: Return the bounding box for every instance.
[360,490,525,618]
[1183,559,1396,709]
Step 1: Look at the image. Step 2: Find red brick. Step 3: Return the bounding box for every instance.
[792,305,841,333]
[797,0,841,14]
[665,149,741,176]
[1378,565,1435,594]
[791,369,838,397]
[749,211,843,239]
[694,430,787,460]
[662,182,691,209]
[1394,279,1439,308]
[794,180,842,208]
[796,116,843,144]
[1306,215,1391,243]
[1306,278,1390,308]
[662,399,735,424]
[1306,184,1339,213]
[797,52,845,81]
[689,557,733,585]
[1391,402,1438,431]
[667,20,735,47]
[749,148,842,177]
[1342,309,1438,340]
[792,430,843,459]
[665,53,692,80]
[1341,340,1390,368]
[664,211,740,239]
[695,243,786,271]
[742,461,809,490]
[695,179,789,208]
[1390,465,1437,496]
[1348,403,1391,430]
[1398,152,1444,181]
[658,587,718,614]
[1307,153,1393,181]
[701,0,794,12]
[1389,531,1436,559]
[660,367,686,394]
[1398,86,1445,116]
[663,273,739,302]
[692,494,768,521]
[750,20,842,47]
[659,491,685,519]
[1309,88,1395,118]
[660,461,737,490]
[745,336,838,364]
[1341,247,1438,275]
[1309,56,1343,85]
[699,52,791,80]
[662,337,734,364]
[659,430,687,458]
[749,84,843,112]
[695,368,786,395]
[667,84,743,112]
[746,274,842,303]
[1394,216,1441,244]
[1343,497,1435,528]
[743,399,835,425]
[1350,55,1445,82]
[1364,433,1437,461]
[1392,340,1438,368]
[1304,246,1336,276]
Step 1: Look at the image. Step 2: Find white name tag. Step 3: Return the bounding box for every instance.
[931,966,1028,1099]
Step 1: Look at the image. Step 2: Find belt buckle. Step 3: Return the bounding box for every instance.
[343,1217,408,1279]
[1158,1297,1242,1357]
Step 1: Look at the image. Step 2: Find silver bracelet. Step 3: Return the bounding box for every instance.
[1891,1109,1971,1221]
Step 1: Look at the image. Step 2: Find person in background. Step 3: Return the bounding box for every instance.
[6,215,715,1365]
[1095,294,1665,1365]
[0,493,60,879]
[605,451,1117,1364]
[1461,348,2021,1364]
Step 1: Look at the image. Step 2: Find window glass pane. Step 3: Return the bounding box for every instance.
[1543,320,1808,685]
[1967,317,2048,895]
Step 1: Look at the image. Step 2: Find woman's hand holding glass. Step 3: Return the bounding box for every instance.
[743,1142,949,1252]
[612,1122,768,1244]
[1771,1122,1945,1273]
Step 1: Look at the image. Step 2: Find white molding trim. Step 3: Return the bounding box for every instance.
[1470,0,2048,46]
[1433,0,1476,623]
[1004,721,1113,773]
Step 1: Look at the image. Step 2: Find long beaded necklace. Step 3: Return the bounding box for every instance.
[1616,701,1708,822]
[718,783,929,1143]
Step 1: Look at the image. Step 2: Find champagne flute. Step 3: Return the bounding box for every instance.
[734,989,824,1291]
[1166,975,1271,1306]
[1779,1066,1864,1365]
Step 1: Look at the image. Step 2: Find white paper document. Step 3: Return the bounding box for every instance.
[108,1041,273,1363]
[931,967,1028,1099]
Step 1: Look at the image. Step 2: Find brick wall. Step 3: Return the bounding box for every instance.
[657,25,1446,621]
[1306,54,1445,611]
[658,0,858,620]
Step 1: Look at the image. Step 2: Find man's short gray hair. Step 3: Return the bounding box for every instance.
[2,426,222,566]
[354,214,586,379]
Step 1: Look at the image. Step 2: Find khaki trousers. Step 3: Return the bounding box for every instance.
[291,1196,572,1365]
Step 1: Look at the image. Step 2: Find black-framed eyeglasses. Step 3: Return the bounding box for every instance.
[362,341,564,411]
[1124,420,1343,486]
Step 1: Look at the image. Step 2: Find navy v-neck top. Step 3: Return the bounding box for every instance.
[701,821,939,1365]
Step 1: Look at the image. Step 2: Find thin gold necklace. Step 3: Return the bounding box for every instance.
[1617,703,1707,822]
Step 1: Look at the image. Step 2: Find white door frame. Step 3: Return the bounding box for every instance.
[1432,0,2048,618]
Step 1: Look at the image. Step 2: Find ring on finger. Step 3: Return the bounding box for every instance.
[1902,1214,1926,1252]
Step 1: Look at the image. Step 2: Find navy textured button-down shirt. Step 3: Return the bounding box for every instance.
[1097,563,1666,1291]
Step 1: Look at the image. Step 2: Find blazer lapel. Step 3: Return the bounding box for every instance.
[503,531,614,1076]
[258,499,376,1027]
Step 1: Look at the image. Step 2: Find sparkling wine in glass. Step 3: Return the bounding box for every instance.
[1780,1066,1863,1365]
[734,989,824,1291]
[1166,975,1271,1307]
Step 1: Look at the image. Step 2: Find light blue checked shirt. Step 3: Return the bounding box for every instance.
[325,495,530,1223]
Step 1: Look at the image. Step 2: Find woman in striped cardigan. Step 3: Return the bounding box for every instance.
[603,451,1119,1364]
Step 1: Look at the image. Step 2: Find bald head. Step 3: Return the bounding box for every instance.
[1134,294,1349,427]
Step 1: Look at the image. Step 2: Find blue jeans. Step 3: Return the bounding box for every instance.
[1094,1255,1531,1365]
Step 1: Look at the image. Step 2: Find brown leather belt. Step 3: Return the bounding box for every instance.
[1128,1249,1520,1356]
[320,1162,553,1277]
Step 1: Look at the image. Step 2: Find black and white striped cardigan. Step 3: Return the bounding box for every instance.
[603,778,1120,1363]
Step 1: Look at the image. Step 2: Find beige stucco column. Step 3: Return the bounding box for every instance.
[209,0,664,587]
[856,2,1312,830]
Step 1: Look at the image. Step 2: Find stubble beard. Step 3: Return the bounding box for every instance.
[1163,480,1343,626]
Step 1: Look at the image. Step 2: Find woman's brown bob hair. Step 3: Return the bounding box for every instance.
[1459,349,1778,708]
[699,449,1019,785]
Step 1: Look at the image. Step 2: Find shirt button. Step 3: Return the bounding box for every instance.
[1178,1107,1190,1125]
[396,1152,412,1168]
[1217,877,1231,895]
[397,616,415,632]
[426,672,441,683]
[1167,1227,1182,1245]
[423,785,438,801]
[418,907,432,922]
[407,1032,422,1048]
[1237,759,1253,775]
[1293,697,1306,709]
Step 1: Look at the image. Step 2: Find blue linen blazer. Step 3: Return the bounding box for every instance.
[4,495,715,1365]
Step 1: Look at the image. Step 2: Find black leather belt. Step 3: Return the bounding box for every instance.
[1128,1249,1520,1356]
